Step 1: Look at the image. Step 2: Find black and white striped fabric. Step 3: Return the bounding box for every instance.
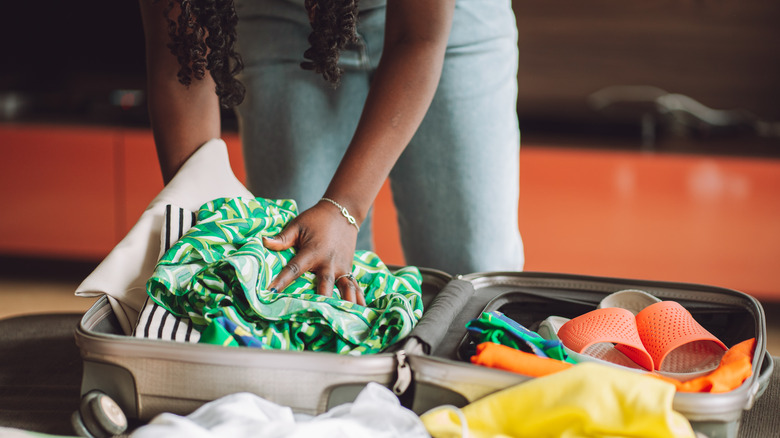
[133,205,201,342]
[158,204,199,259]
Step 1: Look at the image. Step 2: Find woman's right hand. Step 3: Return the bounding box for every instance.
[262,200,366,306]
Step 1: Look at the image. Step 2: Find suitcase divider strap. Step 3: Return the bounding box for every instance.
[405,279,476,354]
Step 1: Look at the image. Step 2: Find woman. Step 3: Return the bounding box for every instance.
[139,0,524,304]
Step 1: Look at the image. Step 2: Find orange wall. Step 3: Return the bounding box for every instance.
[1,124,778,300]
[516,147,780,300]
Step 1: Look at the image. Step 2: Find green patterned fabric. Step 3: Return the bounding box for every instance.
[147,197,424,355]
[466,311,576,363]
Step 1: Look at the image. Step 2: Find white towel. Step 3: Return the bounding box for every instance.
[75,138,254,335]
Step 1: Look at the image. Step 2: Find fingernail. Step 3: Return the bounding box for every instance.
[269,287,278,294]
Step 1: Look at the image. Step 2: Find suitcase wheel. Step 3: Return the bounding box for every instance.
[71,390,128,438]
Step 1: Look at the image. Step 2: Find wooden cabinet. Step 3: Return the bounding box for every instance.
[0,124,403,265]
[2,123,779,300]
[0,124,244,260]
[1,125,118,259]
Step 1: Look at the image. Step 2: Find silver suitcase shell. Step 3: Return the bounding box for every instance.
[75,271,772,438]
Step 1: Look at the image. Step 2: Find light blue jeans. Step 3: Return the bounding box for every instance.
[234,0,524,275]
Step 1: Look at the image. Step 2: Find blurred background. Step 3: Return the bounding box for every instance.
[0,0,778,352]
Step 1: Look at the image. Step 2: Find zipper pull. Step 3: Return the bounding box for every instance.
[393,350,412,396]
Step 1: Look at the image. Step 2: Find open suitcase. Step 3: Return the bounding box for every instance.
[75,269,772,438]
[69,140,772,437]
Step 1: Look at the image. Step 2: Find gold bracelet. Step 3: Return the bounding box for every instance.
[320,198,360,232]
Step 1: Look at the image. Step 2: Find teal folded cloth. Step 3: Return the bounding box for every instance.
[147,197,423,355]
[466,311,576,363]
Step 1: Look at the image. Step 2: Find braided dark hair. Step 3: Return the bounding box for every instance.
[161,0,245,108]
[301,0,360,87]
[162,0,358,107]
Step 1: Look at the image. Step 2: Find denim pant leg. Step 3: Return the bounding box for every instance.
[233,0,380,250]
[234,0,524,273]
[389,0,525,275]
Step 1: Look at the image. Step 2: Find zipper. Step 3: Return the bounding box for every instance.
[392,350,412,396]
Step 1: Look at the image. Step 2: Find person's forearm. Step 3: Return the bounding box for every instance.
[139,0,221,184]
[147,71,221,184]
[323,0,455,223]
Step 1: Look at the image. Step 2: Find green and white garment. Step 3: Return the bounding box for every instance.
[146,197,424,355]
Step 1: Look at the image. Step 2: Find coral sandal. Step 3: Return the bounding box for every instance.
[540,292,728,381]
[635,301,727,380]
[541,310,654,372]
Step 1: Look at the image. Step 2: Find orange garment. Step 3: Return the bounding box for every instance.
[656,338,755,393]
[471,342,573,377]
[471,338,756,394]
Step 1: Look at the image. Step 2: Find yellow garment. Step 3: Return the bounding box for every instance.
[420,363,695,438]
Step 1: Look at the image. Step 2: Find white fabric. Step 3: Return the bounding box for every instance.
[598,289,661,315]
[130,383,430,438]
[0,427,44,437]
[75,139,253,334]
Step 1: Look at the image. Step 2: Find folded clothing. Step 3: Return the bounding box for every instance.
[465,291,751,393]
[421,362,696,438]
[465,311,575,363]
[470,339,754,394]
[471,342,573,378]
[146,197,424,355]
[657,338,756,393]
